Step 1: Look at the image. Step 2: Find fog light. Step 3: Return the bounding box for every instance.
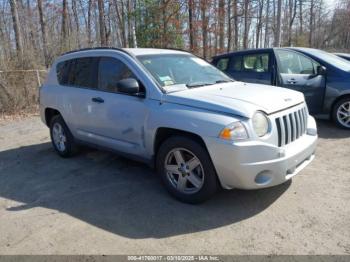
[255,171,272,185]
[307,127,317,136]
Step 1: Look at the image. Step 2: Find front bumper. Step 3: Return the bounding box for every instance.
[205,121,317,190]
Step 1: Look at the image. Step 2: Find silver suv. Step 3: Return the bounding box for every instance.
[40,48,318,203]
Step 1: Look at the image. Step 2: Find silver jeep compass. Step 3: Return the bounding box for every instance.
[40,48,318,203]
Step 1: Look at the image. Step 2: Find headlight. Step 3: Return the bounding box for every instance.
[252,112,270,137]
[219,121,248,141]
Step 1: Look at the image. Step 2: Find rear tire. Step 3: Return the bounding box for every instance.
[49,115,78,157]
[156,136,218,204]
[332,97,350,129]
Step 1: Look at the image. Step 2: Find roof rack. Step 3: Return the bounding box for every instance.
[61,46,132,56]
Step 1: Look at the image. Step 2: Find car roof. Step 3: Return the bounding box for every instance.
[212,47,329,60]
[124,48,189,56]
[61,47,190,58]
[212,48,274,59]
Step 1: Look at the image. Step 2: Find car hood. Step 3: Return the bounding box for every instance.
[163,82,305,118]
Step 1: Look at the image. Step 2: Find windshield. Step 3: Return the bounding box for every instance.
[137,54,232,90]
[307,49,350,71]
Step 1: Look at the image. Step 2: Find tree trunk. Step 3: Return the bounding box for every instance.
[113,0,127,47]
[218,0,225,52]
[243,0,249,49]
[256,0,264,48]
[61,0,70,51]
[188,0,195,52]
[264,0,270,47]
[274,0,282,47]
[309,0,314,47]
[227,0,232,52]
[72,0,81,48]
[9,0,23,59]
[87,0,92,46]
[233,0,238,49]
[37,0,49,67]
[97,0,107,46]
[201,1,208,59]
[299,0,303,34]
[288,0,297,46]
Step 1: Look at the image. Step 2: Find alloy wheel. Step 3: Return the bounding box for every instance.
[337,101,350,128]
[164,148,205,194]
[52,122,67,152]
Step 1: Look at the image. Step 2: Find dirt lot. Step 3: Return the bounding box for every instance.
[0,116,349,255]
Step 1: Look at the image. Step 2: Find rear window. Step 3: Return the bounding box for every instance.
[56,61,70,85]
[229,53,269,72]
[56,57,98,89]
[242,53,269,72]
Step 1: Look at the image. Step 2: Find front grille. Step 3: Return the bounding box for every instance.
[275,107,308,147]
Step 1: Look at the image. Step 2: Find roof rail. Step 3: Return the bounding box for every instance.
[61,46,132,56]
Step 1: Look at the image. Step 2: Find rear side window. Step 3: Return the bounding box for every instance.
[231,56,243,71]
[67,57,98,88]
[216,58,229,71]
[98,57,135,93]
[242,53,269,72]
[56,61,70,85]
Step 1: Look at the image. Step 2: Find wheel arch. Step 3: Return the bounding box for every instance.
[153,127,209,157]
[44,108,61,126]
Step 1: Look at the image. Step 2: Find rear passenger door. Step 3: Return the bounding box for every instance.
[56,56,100,138]
[226,52,273,85]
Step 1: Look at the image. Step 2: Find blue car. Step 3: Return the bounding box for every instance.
[212,48,350,129]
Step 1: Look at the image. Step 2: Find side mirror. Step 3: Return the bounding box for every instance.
[316,65,326,76]
[117,78,140,95]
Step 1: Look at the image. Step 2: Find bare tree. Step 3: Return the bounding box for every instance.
[188,0,195,52]
[274,0,282,47]
[218,0,225,52]
[37,0,49,67]
[97,0,107,46]
[9,0,23,59]
[61,0,69,49]
[201,0,209,59]
[243,0,250,49]
[309,0,314,46]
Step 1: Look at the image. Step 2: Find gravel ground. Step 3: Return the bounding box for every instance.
[0,116,349,255]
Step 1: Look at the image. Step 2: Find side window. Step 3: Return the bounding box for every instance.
[98,57,136,93]
[242,53,269,72]
[216,58,229,71]
[56,61,70,85]
[229,56,243,72]
[275,50,318,75]
[67,57,98,88]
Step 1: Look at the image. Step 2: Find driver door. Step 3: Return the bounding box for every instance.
[275,49,326,114]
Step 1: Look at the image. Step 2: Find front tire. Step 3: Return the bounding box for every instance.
[332,98,350,129]
[49,115,77,157]
[156,136,218,204]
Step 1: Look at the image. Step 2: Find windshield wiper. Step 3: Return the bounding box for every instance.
[215,79,233,83]
[186,79,233,88]
[186,82,215,88]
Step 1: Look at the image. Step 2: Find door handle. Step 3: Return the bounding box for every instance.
[91,97,104,103]
[287,79,297,84]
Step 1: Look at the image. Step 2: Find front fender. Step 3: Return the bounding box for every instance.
[144,101,244,156]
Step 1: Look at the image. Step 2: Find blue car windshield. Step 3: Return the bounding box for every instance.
[308,49,350,72]
[137,54,232,90]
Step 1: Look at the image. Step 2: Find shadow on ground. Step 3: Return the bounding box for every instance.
[316,120,350,139]
[0,141,291,239]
